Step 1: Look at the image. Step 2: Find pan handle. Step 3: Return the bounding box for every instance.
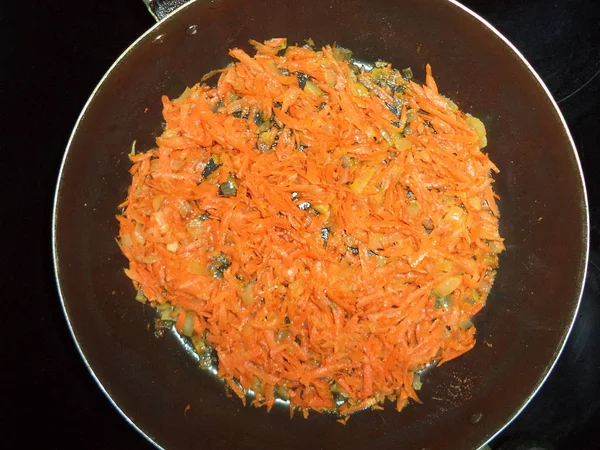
[142,0,193,21]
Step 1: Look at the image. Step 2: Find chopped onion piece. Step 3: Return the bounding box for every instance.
[135,287,147,303]
[152,195,164,212]
[156,301,172,312]
[433,275,462,297]
[459,319,474,330]
[192,335,207,354]
[351,81,369,97]
[177,199,194,218]
[392,135,413,151]
[443,96,459,111]
[188,259,206,275]
[149,159,160,172]
[241,282,256,305]
[466,115,487,148]
[350,166,375,194]
[134,223,145,243]
[139,255,159,264]
[332,46,353,62]
[406,109,418,122]
[182,312,194,337]
[408,200,421,217]
[161,309,174,321]
[154,211,169,234]
[436,260,453,272]
[489,240,504,254]
[412,373,422,391]
[341,155,357,168]
[313,203,330,217]
[466,115,486,138]
[170,158,185,172]
[323,69,337,87]
[275,384,290,400]
[434,295,454,310]
[444,206,465,223]
[218,177,238,197]
[121,234,132,248]
[303,80,323,96]
[401,67,414,80]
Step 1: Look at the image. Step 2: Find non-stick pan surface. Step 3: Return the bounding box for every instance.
[53,0,588,448]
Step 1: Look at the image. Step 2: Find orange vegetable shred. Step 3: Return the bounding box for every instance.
[117,38,504,418]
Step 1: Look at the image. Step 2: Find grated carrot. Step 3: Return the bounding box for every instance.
[117,38,504,418]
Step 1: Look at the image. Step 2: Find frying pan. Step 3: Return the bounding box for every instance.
[52,0,589,448]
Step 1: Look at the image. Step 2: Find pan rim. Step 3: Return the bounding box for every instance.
[51,0,590,448]
[51,1,196,449]
[448,0,589,445]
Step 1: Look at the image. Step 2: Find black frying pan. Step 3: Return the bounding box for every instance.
[52,0,589,448]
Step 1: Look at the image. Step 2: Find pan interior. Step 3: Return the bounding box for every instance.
[53,0,588,449]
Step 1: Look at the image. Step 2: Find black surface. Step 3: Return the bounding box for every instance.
[52,0,590,448]
[2,0,599,449]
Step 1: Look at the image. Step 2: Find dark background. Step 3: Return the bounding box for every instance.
[1,0,599,448]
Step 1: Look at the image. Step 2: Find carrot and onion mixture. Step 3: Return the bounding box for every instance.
[117,38,504,418]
